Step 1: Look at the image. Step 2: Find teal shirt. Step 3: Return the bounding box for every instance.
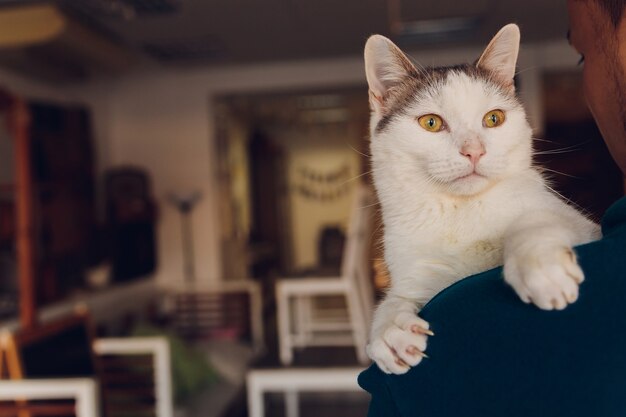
[359,197,626,417]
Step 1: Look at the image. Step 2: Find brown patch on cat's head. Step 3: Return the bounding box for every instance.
[374,64,515,135]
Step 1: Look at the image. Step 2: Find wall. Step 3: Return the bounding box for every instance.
[68,39,581,286]
[74,56,380,286]
[0,67,80,102]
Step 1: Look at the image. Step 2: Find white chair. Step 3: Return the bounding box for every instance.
[0,338,172,417]
[247,367,363,417]
[0,378,101,417]
[0,312,174,417]
[162,279,265,354]
[93,337,173,417]
[275,183,376,365]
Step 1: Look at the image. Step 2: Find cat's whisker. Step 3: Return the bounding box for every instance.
[359,201,381,209]
[347,143,371,158]
[535,145,583,154]
[539,167,581,179]
[534,149,580,156]
[340,171,372,186]
[339,167,383,186]
[533,137,560,144]
[522,171,580,209]
[514,65,540,76]
[533,139,592,155]
[551,189,597,221]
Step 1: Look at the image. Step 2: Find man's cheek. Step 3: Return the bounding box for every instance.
[583,63,605,116]
[582,67,598,117]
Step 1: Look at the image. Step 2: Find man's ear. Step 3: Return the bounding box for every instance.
[476,24,520,91]
[364,35,417,114]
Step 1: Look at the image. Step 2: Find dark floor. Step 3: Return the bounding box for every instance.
[256,345,361,368]
[219,385,370,417]
[265,392,370,417]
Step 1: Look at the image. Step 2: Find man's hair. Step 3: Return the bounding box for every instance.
[593,0,626,27]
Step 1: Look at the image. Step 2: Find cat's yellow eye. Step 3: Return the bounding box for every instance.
[483,110,506,128]
[417,114,445,132]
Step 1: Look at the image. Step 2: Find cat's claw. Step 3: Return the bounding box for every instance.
[367,312,431,374]
[505,246,584,310]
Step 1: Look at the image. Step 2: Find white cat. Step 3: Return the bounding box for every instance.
[364,24,601,374]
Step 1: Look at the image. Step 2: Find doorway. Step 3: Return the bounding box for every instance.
[213,88,371,283]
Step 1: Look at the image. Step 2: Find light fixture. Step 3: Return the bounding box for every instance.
[387,0,481,44]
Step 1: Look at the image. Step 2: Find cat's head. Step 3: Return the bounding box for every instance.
[364,24,533,197]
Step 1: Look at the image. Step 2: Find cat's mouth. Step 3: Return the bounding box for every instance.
[455,171,486,181]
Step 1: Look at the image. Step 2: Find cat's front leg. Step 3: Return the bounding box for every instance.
[367,296,432,374]
[505,243,582,309]
[503,212,598,310]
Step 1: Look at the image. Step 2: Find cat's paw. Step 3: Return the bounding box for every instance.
[504,246,584,310]
[366,312,432,374]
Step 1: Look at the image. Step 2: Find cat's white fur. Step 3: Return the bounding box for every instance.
[364,24,601,374]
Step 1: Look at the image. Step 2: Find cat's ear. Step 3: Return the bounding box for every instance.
[476,24,520,90]
[364,35,416,113]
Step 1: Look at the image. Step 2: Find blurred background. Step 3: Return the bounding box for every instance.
[0,1,623,417]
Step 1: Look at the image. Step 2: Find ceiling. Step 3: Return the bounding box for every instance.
[0,0,570,77]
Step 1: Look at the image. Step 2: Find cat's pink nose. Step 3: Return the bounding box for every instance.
[460,142,486,165]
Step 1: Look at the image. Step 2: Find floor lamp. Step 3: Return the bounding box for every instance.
[167,191,202,284]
